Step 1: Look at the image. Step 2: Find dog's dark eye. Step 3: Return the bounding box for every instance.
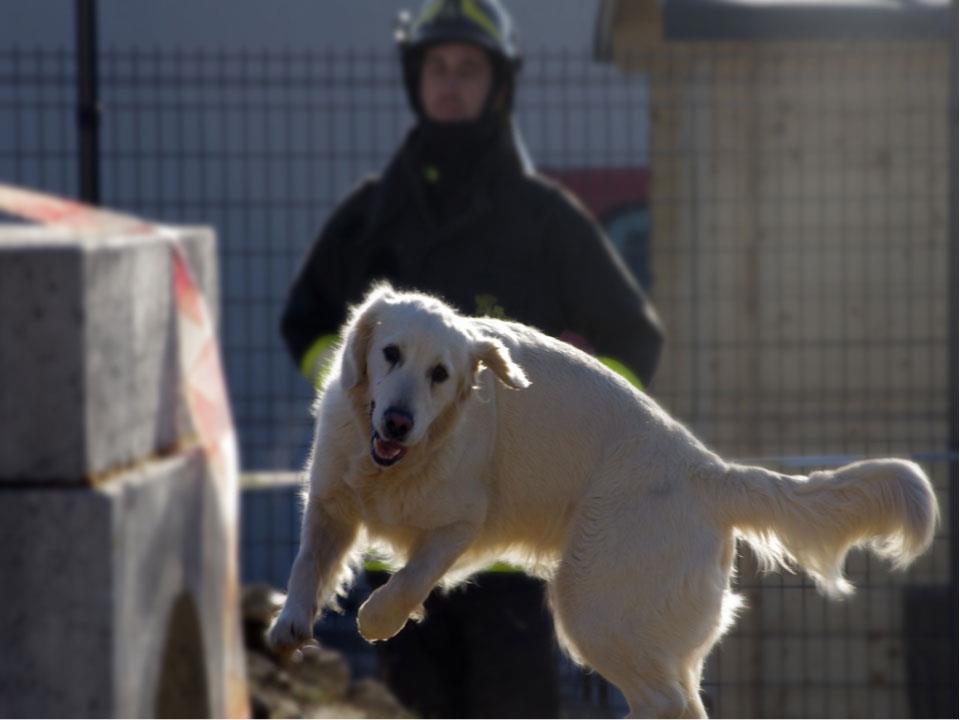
[430,364,449,384]
[383,345,401,365]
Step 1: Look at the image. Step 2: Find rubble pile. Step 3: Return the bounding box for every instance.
[242,585,412,719]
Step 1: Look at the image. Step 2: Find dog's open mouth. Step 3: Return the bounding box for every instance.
[370,430,407,467]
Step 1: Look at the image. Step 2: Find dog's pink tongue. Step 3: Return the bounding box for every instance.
[375,437,404,460]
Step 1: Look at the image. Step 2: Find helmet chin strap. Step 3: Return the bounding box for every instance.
[476,67,509,121]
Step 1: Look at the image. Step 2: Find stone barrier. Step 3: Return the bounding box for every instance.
[0,224,248,718]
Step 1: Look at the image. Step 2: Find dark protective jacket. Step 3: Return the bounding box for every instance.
[281,122,663,386]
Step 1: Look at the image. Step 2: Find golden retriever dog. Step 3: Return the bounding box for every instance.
[268,283,938,718]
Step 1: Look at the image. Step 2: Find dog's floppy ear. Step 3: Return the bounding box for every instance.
[340,283,394,389]
[340,310,374,390]
[474,337,530,390]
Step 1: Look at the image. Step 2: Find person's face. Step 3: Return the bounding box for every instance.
[419,42,494,123]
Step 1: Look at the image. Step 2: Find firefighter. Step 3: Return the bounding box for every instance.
[280,0,663,715]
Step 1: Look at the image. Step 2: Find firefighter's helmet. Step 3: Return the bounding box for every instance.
[396,0,521,117]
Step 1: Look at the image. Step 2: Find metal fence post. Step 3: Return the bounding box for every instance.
[75,0,100,204]
[949,3,958,593]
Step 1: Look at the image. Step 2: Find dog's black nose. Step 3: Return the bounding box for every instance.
[382,407,413,441]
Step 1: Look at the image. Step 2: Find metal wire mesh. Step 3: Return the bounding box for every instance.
[0,44,954,718]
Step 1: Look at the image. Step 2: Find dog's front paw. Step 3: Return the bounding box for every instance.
[357,589,411,642]
[266,600,316,654]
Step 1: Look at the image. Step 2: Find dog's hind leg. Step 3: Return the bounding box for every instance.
[622,676,690,719]
[551,613,692,719]
[548,491,728,718]
[678,657,709,719]
[549,561,710,717]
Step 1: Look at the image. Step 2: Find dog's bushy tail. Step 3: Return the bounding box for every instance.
[714,459,938,596]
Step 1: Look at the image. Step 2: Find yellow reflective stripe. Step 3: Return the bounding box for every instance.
[299,333,339,387]
[598,356,644,391]
[362,559,522,573]
[414,0,444,29]
[462,0,502,42]
[363,558,393,573]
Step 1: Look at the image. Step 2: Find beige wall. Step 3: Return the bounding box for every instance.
[606,13,952,717]
[631,42,951,460]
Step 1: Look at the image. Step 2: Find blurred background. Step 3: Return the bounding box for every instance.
[1,0,956,717]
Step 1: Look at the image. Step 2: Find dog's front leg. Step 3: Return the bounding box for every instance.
[268,494,358,653]
[358,522,477,642]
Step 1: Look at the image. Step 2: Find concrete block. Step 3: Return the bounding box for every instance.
[0,449,241,718]
[0,225,217,484]
[0,480,114,716]
[0,221,245,717]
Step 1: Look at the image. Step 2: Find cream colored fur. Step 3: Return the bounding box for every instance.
[268,283,939,718]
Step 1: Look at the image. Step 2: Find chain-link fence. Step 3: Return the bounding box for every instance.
[1,44,955,718]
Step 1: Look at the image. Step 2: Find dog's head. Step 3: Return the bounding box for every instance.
[338,283,529,470]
